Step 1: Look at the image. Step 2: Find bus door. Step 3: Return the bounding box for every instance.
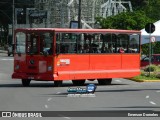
[26,32,53,75]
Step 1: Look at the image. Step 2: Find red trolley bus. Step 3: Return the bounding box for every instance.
[12,28,141,87]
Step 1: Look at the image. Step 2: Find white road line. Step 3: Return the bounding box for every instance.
[45,105,48,109]
[63,117,71,119]
[156,91,160,93]
[56,92,61,94]
[58,114,71,119]
[150,101,156,105]
[115,80,122,83]
[48,98,52,101]
[0,59,13,61]
[146,95,149,99]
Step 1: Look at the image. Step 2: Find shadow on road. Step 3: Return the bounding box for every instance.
[0,83,128,88]
[108,106,160,108]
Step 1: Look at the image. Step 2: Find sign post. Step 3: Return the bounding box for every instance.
[145,23,155,76]
[150,36,156,55]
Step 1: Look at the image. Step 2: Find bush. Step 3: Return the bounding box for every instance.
[144,64,157,72]
[156,73,160,78]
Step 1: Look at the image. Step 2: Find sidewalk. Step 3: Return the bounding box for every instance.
[0,47,7,54]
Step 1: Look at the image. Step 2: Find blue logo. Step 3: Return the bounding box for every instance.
[86,84,97,93]
[67,84,96,94]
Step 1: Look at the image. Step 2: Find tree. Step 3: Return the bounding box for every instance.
[129,0,160,21]
[96,11,153,30]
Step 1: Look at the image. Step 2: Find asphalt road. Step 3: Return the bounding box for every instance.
[0,53,160,120]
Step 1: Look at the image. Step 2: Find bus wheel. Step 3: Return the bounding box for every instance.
[54,81,63,87]
[97,79,112,85]
[22,79,31,87]
[72,80,85,86]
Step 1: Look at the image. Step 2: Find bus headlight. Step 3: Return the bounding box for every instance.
[48,66,52,71]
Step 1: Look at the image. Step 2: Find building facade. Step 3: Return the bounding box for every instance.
[34,0,105,28]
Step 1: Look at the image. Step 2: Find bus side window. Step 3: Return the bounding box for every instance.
[84,44,90,53]
[60,44,68,53]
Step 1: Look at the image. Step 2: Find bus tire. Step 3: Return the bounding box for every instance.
[22,79,31,87]
[97,78,112,85]
[54,81,63,87]
[72,80,85,86]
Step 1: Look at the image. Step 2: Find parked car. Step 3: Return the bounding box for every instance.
[141,54,160,67]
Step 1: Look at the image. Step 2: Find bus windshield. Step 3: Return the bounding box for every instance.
[15,32,53,55]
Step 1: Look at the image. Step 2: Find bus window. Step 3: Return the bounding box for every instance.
[57,33,77,54]
[26,33,38,54]
[15,32,26,54]
[77,33,103,53]
[40,33,53,55]
[129,34,140,53]
[101,34,116,53]
[117,34,129,53]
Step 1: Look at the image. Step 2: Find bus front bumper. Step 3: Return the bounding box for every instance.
[12,73,57,81]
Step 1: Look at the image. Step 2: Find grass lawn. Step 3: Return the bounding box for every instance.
[132,65,160,81]
[133,74,160,80]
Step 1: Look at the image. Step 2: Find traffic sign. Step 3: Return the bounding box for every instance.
[145,23,155,34]
[150,36,156,43]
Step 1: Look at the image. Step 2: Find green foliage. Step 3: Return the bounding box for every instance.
[96,0,160,30]
[156,73,160,79]
[152,42,160,54]
[96,11,153,30]
[141,42,160,55]
[129,0,148,10]
[144,64,157,72]
[134,64,160,80]
[141,44,149,55]
[134,72,159,80]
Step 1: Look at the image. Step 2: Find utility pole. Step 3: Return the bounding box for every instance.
[12,0,15,44]
[78,0,81,29]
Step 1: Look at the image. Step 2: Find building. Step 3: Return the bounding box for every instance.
[34,0,105,28]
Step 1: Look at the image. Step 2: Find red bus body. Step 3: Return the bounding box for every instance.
[12,28,141,86]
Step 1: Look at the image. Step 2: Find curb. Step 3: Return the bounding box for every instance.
[0,50,7,53]
[129,78,160,82]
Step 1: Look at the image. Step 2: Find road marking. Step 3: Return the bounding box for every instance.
[115,80,122,83]
[56,92,61,94]
[146,95,149,99]
[45,105,48,109]
[58,114,71,119]
[0,58,13,61]
[63,117,71,119]
[48,98,52,101]
[156,91,160,93]
[150,101,156,105]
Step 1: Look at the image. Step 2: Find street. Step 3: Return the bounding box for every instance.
[0,53,160,120]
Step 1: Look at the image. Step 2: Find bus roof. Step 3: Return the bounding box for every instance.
[15,28,141,34]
